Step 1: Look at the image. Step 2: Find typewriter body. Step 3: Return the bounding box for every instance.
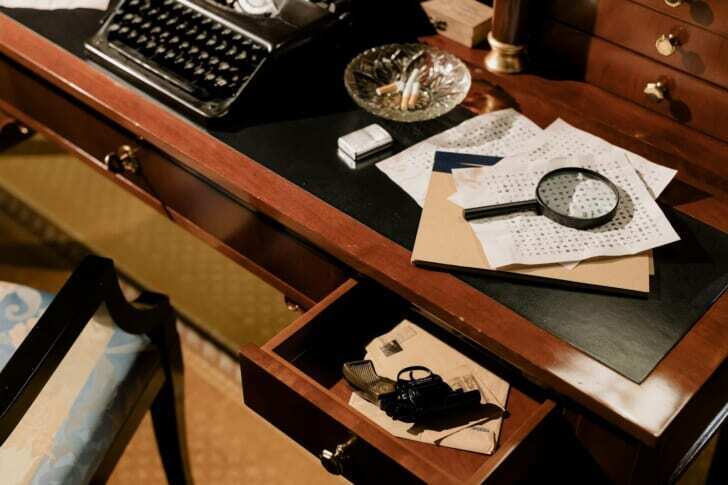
[85,0,349,118]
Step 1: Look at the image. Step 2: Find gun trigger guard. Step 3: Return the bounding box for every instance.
[397,366,433,383]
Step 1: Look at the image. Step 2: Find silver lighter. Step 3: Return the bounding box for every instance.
[337,124,393,168]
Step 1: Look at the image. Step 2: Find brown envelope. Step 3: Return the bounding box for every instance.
[412,169,650,293]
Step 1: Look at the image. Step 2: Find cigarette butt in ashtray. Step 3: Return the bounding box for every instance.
[376,80,404,96]
[401,67,421,110]
[407,81,420,109]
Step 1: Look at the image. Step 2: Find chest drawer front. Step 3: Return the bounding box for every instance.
[0,52,347,307]
[534,20,728,142]
[240,280,559,484]
[632,0,728,38]
[546,0,728,88]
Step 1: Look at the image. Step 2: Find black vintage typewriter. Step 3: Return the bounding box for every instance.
[85,0,349,118]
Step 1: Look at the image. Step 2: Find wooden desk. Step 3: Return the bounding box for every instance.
[0,10,725,484]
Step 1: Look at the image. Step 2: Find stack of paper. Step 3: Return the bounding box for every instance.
[376,109,679,292]
[376,109,544,207]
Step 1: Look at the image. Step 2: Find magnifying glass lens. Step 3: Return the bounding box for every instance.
[463,167,620,230]
[537,170,618,221]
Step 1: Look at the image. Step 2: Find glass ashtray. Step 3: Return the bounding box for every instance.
[344,43,471,123]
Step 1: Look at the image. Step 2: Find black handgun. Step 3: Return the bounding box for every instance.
[343,360,482,423]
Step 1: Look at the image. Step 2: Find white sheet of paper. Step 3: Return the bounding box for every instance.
[447,119,677,269]
[0,0,108,9]
[449,119,677,202]
[376,108,543,206]
[529,119,677,198]
[452,154,680,268]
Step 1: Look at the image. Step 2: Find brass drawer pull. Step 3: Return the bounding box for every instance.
[319,435,358,476]
[283,296,301,312]
[644,80,668,101]
[104,144,140,175]
[0,121,30,136]
[656,33,680,56]
[664,0,682,7]
[0,116,31,141]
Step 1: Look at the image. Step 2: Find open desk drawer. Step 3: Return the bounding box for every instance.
[240,280,557,484]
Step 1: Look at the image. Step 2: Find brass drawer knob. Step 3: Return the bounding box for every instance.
[319,435,358,476]
[0,114,31,135]
[664,0,682,7]
[1,122,30,136]
[283,296,301,312]
[104,144,140,175]
[656,33,680,56]
[644,80,668,102]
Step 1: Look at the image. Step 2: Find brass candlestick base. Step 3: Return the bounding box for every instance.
[484,32,525,74]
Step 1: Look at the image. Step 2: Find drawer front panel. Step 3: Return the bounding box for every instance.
[533,20,728,142]
[546,0,728,88]
[241,281,559,484]
[631,0,728,38]
[240,346,431,484]
[0,53,347,306]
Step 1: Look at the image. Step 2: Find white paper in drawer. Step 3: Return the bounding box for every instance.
[348,320,509,454]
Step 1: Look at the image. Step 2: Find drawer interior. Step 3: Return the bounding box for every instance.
[265,282,552,483]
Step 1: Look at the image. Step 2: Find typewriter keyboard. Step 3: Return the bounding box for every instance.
[87,0,268,117]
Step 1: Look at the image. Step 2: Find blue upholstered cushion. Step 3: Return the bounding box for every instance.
[0,282,158,485]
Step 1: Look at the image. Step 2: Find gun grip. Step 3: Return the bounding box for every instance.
[342,360,396,404]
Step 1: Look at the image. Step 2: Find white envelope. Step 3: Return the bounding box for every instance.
[349,320,510,454]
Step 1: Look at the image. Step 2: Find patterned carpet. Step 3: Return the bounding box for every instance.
[0,136,345,483]
[0,134,716,484]
[109,324,340,484]
[0,135,296,350]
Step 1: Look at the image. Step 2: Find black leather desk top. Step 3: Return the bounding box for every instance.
[3,7,727,383]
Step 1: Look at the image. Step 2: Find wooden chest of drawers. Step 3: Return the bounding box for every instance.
[631,0,728,37]
[536,0,728,142]
[546,0,728,88]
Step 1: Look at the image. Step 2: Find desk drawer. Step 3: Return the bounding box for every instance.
[631,0,728,38]
[240,280,557,484]
[546,0,728,88]
[533,20,728,142]
[0,53,347,307]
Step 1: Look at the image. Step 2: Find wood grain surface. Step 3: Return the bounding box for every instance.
[630,0,728,38]
[244,278,557,483]
[545,0,728,88]
[0,14,726,447]
[531,19,728,142]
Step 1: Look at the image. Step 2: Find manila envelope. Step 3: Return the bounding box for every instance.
[412,153,650,293]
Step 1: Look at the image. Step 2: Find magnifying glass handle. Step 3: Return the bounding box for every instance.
[463,199,541,221]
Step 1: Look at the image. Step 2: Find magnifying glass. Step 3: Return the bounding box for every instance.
[463,167,620,230]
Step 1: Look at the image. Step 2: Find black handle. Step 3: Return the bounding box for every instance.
[463,199,541,221]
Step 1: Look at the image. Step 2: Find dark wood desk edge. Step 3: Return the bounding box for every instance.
[1,14,726,446]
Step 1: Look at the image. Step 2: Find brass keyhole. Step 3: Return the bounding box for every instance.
[319,435,358,476]
[104,144,141,175]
